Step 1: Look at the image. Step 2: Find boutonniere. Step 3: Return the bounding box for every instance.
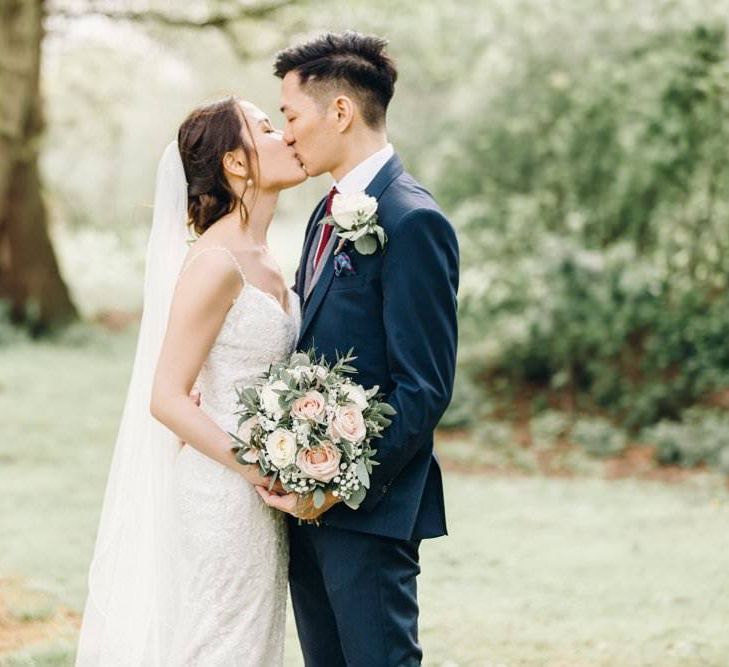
[320,191,387,256]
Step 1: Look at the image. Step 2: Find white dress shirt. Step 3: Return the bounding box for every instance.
[333,143,395,194]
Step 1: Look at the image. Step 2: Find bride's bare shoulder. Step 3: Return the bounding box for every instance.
[176,236,245,310]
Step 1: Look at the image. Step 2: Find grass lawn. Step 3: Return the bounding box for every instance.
[1,326,728,666]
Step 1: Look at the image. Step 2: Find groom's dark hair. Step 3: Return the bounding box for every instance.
[274,31,397,128]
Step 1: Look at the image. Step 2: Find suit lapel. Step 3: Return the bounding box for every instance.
[299,245,336,343]
[296,196,328,299]
[305,229,336,301]
[364,153,404,201]
[298,154,405,344]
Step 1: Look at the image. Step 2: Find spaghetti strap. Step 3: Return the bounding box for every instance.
[179,246,247,285]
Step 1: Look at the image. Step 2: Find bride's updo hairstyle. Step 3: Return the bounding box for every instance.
[178,96,259,236]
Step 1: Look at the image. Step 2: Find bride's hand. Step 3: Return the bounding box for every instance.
[255,486,340,520]
[238,464,278,489]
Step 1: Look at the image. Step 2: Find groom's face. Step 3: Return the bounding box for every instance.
[279,72,340,178]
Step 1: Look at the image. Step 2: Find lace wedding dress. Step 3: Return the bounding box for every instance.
[168,246,300,665]
[76,144,301,666]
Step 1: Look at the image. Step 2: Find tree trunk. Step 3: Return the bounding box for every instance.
[0,0,77,333]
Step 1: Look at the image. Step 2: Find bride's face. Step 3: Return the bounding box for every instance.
[239,101,307,191]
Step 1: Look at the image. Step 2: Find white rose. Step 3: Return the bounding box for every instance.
[260,380,288,419]
[340,384,368,410]
[237,415,259,445]
[331,192,378,230]
[315,366,329,382]
[291,365,311,383]
[265,428,297,469]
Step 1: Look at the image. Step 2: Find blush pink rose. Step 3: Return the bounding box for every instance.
[291,390,326,422]
[296,441,342,482]
[329,404,367,444]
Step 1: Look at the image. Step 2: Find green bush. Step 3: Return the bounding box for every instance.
[530,410,570,450]
[571,417,629,458]
[440,20,729,430]
[642,408,729,471]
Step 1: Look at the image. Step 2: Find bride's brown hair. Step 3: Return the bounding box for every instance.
[177,96,259,236]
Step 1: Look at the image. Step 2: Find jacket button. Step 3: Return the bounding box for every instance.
[382,484,389,494]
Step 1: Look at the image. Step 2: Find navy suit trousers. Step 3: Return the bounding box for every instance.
[288,518,422,667]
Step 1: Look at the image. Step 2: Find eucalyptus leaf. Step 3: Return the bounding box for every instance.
[344,484,367,509]
[354,235,378,255]
[379,403,397,416]
[258,451,271,473]
[313,487,326,509]
[356,459,370,489]
[340,440,354,459]
[229,431,247,446]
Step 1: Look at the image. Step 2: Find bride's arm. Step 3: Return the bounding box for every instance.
[149,251,267,486]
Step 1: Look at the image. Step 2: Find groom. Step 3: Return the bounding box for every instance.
[260,31,459,666]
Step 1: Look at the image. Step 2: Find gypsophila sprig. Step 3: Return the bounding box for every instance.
[229,348,395,510]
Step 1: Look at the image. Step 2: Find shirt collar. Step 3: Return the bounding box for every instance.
[333,143,395,195]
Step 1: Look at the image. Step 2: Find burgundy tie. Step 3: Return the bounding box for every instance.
[314,186,338,270]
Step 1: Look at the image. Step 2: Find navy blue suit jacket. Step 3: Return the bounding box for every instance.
[294,154,459,541]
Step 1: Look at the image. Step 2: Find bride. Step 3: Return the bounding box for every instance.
[75,96,307,665]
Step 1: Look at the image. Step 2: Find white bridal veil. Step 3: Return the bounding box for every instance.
[75,141,190,665]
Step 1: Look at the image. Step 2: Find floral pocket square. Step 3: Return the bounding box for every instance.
[334,251,357,277]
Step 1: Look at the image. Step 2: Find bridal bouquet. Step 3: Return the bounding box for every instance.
[230,350,395,510]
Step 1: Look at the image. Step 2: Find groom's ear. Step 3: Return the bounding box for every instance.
[333,95,355,133]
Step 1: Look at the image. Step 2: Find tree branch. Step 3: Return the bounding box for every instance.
[47,0,297,30]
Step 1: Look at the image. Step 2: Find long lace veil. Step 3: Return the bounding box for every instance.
[75,141,190,665]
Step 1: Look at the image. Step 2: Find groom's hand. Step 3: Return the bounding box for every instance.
[255,486,340,520]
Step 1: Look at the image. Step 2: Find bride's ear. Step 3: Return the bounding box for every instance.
[222,150,248,179]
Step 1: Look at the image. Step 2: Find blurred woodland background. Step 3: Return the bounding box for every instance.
[2,1,729,665]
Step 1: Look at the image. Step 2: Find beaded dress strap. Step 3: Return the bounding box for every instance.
[179,246,247,285]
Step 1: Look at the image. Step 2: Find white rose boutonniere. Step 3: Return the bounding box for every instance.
[322,191,387,255]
